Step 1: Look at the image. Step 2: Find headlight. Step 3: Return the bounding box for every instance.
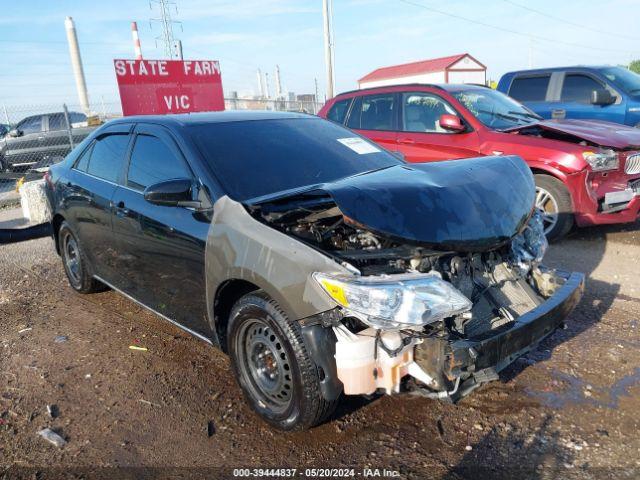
[313,272,472,330]
[511,209,548,269]
[582,149,619,172]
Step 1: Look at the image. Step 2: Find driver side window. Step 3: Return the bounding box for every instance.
[17,116,43,135]
[401,93,457,133]
[126,134,191,191]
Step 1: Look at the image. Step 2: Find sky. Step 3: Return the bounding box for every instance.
[0,0,639,112]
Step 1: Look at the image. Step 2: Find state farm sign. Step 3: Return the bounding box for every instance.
[114,59,224,116]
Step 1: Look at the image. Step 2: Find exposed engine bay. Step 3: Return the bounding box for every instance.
[250,192,573,400]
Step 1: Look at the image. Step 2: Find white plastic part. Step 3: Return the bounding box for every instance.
[333,325,415,395]
[19,179,51,224]
[406,361,436,388]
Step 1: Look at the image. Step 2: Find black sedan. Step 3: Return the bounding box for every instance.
[45,111,583,430]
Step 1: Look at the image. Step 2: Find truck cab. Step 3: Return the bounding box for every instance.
[497,66,640,128]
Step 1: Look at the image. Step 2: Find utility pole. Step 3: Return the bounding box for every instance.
[131,21,143,59]
[322,0,335,99]
[150,0,182,59]
[64,17,90,114]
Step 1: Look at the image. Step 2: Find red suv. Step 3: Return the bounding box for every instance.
[319,84,640,239]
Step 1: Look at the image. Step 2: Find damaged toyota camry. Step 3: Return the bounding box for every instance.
[45,111,584,430]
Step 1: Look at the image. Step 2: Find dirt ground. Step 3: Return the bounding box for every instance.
[1,206,639,480]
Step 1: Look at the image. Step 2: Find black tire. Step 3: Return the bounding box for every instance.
[227,292,339,430]
[534,174,574,241]
[58,221,104,294]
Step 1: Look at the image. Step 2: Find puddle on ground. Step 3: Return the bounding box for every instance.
[525,367,640,410]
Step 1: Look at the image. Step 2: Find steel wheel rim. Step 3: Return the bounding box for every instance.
[63,232,81,285]
[237,319,293,413]
[535,186,559,234]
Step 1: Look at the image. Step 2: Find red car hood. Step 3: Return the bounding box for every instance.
[506,119,640,149]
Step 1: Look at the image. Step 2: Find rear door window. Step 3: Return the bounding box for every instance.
[508,75,550,102]
[85,134,130,183]
[327,98,352,124]
[560,74,603,103]
[346,94,395,130]
[47,114,66,131]
[126,134,191,191]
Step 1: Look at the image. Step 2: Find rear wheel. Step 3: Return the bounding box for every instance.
[228,292,339,430]
[534,174,574,241]
[59,221,104,294]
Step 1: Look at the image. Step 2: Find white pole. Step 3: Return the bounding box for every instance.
[174,39,183,60]
[131,21,143,59]
[322,0,334,99]
[257,69,265,98]
[275,65,283,99]
[65,17,90,114]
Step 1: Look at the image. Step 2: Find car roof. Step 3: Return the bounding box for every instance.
[107,110,312,127]
[333,83,490,98]
[502,66,615,76]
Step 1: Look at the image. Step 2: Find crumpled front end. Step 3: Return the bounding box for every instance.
[250,163,584,400]
[318,212,584,400]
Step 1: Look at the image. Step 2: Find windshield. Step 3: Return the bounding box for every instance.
[598,66,640,96]
[452,88,541,130]
[189,117,402,202]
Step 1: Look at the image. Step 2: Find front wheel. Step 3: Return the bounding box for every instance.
[227,292,339,430]
[534,174,574,241]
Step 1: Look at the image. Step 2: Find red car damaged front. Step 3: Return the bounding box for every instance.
[319,84,640,240]
[499,118,640,228]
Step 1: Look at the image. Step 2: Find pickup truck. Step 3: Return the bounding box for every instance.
[497,66,640,128]
[0,112,98,172]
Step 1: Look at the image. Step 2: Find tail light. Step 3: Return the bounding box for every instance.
[44,171,54,191]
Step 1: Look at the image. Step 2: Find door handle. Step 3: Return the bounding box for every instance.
[114,201,129,217]
[37,136,45,141]
[398,138,416,145]
[551,109,566,119]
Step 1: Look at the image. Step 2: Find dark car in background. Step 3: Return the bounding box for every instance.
[497,66,640,127]
[0,111,97,172]
[45,111,583,430]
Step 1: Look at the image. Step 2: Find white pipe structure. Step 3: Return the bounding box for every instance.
[275,65,283,99]
[322,0,335,100]
[131,21,143,59]
[64,16,90,114]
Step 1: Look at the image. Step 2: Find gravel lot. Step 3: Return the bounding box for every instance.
[1,207,639,479]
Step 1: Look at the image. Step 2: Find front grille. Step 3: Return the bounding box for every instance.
[625,153,640,175]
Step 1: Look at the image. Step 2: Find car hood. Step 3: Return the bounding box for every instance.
[304,155,535,252]
[506,119,640,149]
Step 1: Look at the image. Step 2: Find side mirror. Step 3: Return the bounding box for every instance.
[8,129,21,138]
[591,89,615,106]
[438,114,466,133]
[143,178,199,208]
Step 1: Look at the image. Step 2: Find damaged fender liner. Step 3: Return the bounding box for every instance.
[445,272,585,384]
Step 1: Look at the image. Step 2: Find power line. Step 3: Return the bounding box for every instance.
[501,0,640,41]
[397,0,634,55]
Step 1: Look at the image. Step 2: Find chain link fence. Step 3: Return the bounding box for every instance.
[0,98,323,202]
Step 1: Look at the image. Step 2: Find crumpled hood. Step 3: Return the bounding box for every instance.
[321,155,535,252]
[507,119,640,149]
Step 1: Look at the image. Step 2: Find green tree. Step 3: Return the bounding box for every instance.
[629,60,640,74]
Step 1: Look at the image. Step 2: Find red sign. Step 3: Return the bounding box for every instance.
[114,59,224,116]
